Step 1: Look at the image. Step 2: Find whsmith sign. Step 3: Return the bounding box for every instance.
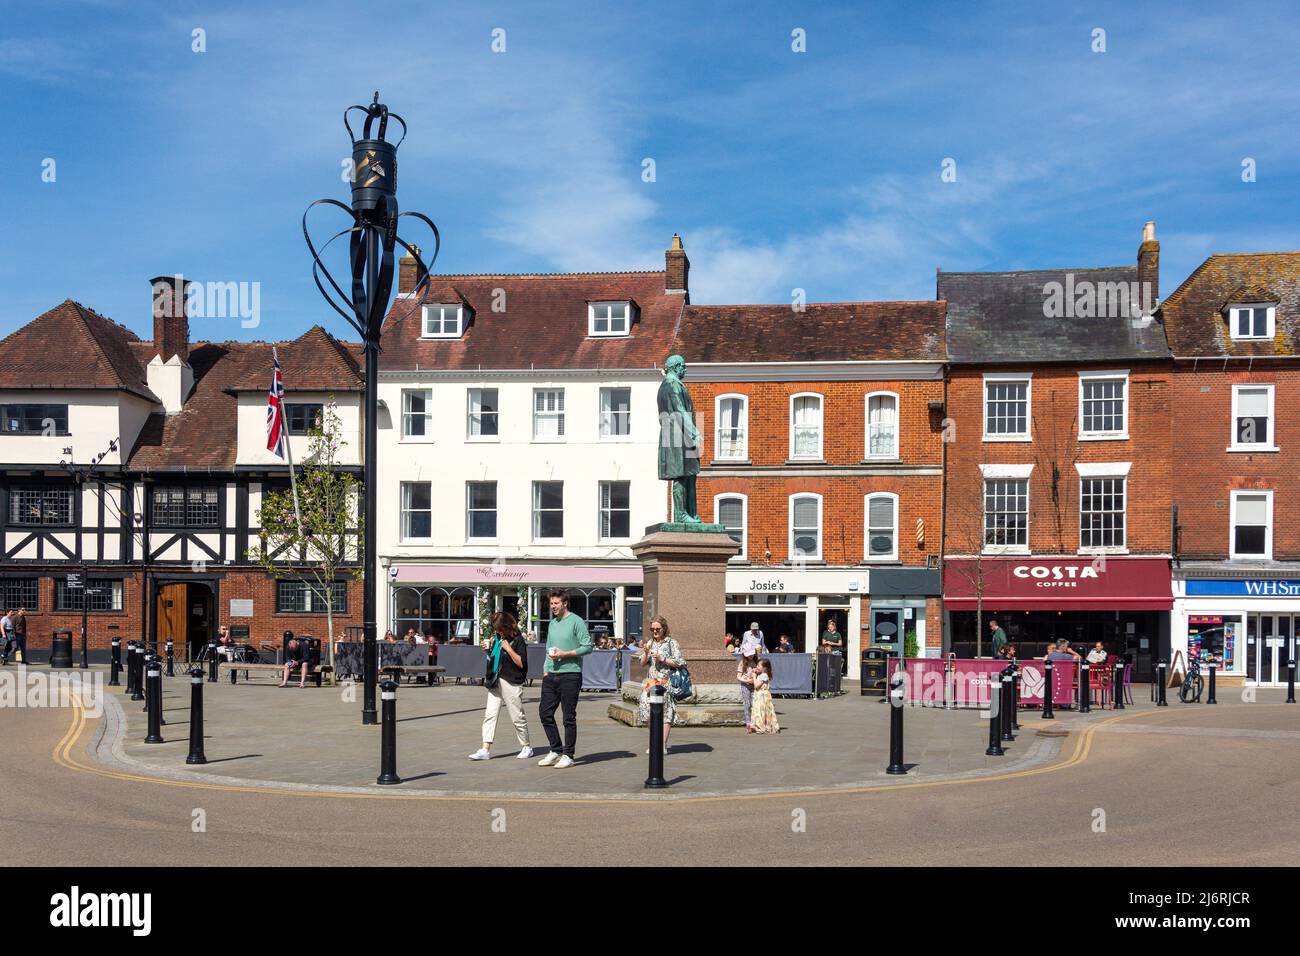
[1185,579,1300,597]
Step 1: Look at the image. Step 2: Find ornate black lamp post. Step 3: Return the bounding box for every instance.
[304,93,439,724]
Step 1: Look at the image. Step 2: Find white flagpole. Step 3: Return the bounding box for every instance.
[275,346,307,543]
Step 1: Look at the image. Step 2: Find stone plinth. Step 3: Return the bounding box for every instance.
[608,682,745,727]
[632,527,739,684]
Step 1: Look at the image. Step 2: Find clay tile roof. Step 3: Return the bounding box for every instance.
[382,271,682,371]
[938,267,1169,363]
[1160,253,1300,357]
[673,302,947,363]
[0,299,158,402]
[225,325,362,391]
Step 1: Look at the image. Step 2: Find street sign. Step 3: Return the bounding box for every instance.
[67,573,83,589]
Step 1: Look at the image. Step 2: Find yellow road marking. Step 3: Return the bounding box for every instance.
[49,696,1187,806]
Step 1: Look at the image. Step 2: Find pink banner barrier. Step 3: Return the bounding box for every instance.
[1015,660,1077,707]
[889,658,950,706]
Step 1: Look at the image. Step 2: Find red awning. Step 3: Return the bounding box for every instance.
[943,556,1172,611]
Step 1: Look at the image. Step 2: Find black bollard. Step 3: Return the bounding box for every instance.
[109,637,121,687]
[1157,659,1168,706]
[206,641,219,683]
[130,643,145,702]
[1287,659,1296,705]
[1207,662,1217,704]
[144,657,164,744]
[1000,668,1015,742]
[1042,659,1055,719]
[186,668,207,764]
[645,683,668,788]
[165,639,175,677]
[376,679,401,785]
[886,672,907,774]
[1079,661,1091,714]
[1114,660,1125,710]
[985,676,1004,756]
[1010,660,1021,729]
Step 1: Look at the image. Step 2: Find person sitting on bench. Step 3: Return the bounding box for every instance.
[279,638,310,688]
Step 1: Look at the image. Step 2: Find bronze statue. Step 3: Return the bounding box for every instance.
[657,354,702,522]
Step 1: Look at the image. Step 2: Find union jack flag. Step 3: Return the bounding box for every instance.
[266,354,286,458]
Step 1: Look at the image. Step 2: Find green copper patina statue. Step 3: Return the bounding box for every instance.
[657,354,702,522]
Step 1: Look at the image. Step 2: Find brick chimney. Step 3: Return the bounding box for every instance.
[150,274,191,362]
[665,233,689,297]
[147,275,194,414]
[398,246,425,295]
[1137,221,1159,305]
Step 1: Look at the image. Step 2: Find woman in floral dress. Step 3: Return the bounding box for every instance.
[750,659,780,734]
[638,615,685,753]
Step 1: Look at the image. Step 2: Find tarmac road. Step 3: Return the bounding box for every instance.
[2,694,1298,866]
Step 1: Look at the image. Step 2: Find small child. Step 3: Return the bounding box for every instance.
[750,659,780,735]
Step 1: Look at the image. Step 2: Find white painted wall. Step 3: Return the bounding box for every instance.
[236,391,362,466]
[0,389,159,465]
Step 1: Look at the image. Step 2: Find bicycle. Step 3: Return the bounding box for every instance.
[1179,656,1203,703]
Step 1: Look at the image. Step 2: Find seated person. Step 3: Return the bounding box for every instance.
[775,635,794,654]
[1085,641,1108,664]
[279,638,311,688]
[215,625,237,661]
[997,642,1017,660]
[1046,639,1078,662]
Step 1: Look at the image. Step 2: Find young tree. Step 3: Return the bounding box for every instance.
[248,403,361,663]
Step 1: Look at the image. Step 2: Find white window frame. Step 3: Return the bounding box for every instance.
[789,393,824,461]
[864,492,899,562]
[532,480,564,541]
[1077,371,1129,440]
[598,480,632,543]
[864,391,900,460]
[1227,303,1276,341]
[421,304,464,338]
[400,389,433,443]
[598,387,632,441]
[1075,464,1130,554]
[532,388,565,442]
[713,492,748,561]
[399,481,433,543]
[788,492,823,561]
[982,373,1032,442]
[466,388,499,442]
[714,393,749,462]
[588,301,631,337]
[1229,489,1273,561]
[979,464,1032,554]
[1228,383,1278,452]
[465,481,498,543]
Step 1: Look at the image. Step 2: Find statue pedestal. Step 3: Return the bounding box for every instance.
[608,527,744,727]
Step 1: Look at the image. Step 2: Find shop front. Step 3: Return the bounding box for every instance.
[944,556,1172,680]
[724,567,939,681]
[386,563,643,647]
[1172,567,1300,686]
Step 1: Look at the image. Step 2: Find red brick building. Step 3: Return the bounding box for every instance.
[1164,252,1300,685]
[939,225,1174,677]
[0,287,364,661]
[674,301,947,677]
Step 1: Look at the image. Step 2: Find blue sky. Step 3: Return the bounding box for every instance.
[2,0,1298,343]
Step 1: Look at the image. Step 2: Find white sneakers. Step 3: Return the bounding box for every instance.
[516,747,534,759]
[467,748,491,760]
[554,755,574,769]
[537,751,560,766]
[536,752,573,768]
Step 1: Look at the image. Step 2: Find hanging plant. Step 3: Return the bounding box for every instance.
[476,587,493,641]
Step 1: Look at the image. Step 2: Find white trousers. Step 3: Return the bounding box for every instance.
[482,679,530,748]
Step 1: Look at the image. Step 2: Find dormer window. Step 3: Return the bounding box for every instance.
[422,304,465,338]
[589,301,631,337]
[1229,304,1275,340]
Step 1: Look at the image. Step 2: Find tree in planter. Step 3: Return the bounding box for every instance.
[248,403,361,664]
[904,625,920,660]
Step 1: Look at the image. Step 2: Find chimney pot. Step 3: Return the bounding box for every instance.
[150,274,191,363]
[665,233,689,298]
[1137,221,1159,306]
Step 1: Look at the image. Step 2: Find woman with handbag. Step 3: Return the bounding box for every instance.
[468,611,533,761]
[637,615,688,753]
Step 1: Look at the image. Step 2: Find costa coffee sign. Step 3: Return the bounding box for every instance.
[1012,563,1100,587]
[943,556,1172,611]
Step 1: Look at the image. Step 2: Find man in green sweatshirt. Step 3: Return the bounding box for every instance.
[537,589,593,768]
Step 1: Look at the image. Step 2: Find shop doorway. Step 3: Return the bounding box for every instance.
[1247,615,1295,685]
[869,607,903,657]
[156,582,214,660]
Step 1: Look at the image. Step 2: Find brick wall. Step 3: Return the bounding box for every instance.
[944,361,1173,556]
[1171,363,1300,560]
[688,378,944,565]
